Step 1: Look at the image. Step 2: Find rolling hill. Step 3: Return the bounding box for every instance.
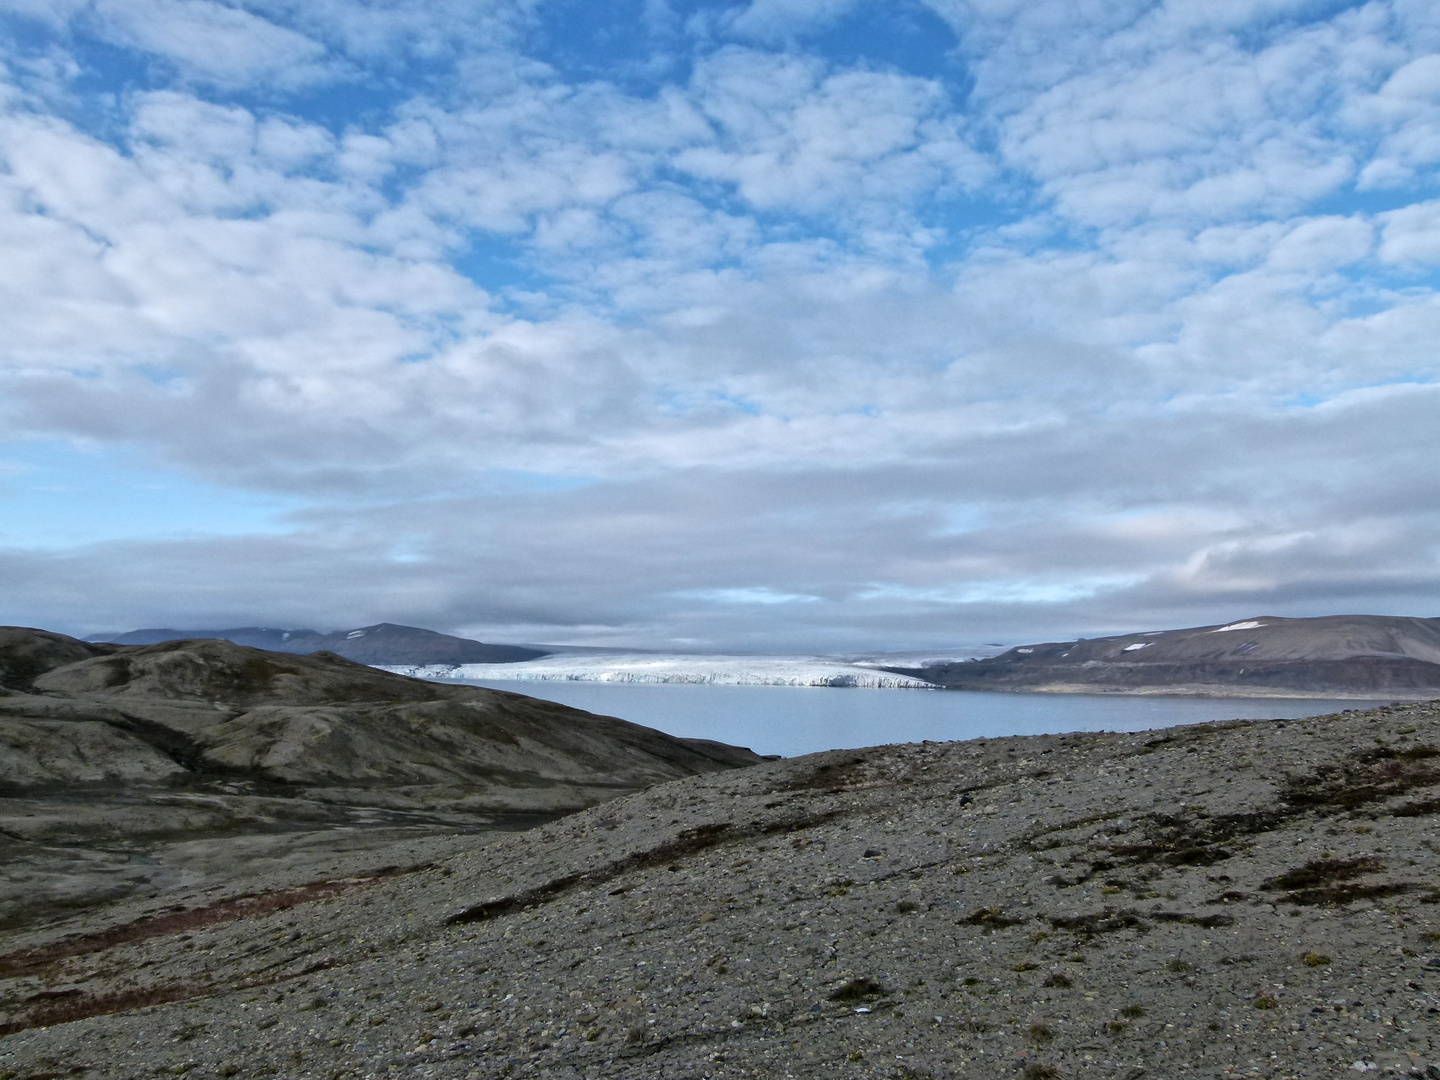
[0,626,763,928]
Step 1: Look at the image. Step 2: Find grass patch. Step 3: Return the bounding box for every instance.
[1151,911,1235,929]
[1262,857,1383,891]
[960,907,1027,931]
[1048,909,1148,937]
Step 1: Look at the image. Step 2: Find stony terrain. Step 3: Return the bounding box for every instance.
[0,628,763,930]
[895,615,1440,698]
[4,698,1440,1079]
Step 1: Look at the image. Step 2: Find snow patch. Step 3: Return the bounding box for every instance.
[1122,642,1151,651]
[1015,648,1034,654]
[1211,621,1267,633]
[346,630,366,639]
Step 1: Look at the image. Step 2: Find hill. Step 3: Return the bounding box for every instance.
[1,699,1438,1076]
[0,627,764,930]
[91,622,548,665]
[891,613,1440,697]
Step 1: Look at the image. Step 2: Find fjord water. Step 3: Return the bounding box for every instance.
[464,680,1385,758]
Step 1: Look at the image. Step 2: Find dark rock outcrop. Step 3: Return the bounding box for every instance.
[893,613,1440,696]
[91,622,547,665]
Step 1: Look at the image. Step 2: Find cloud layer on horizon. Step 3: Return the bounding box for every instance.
[1,0,1439,650]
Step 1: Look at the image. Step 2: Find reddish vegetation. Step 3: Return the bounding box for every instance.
[0,866,415,1038]
[0,865,424,980]
[0,958,345,1037]
[0,983,203,1037]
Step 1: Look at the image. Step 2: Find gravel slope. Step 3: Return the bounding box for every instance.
[4,700,1440,1079]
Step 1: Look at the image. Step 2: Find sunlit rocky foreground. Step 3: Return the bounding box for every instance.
[5,699,1440,1079]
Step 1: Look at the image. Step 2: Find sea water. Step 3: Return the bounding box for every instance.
[462,680,1389,758]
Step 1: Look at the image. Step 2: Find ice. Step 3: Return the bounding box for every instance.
[377,653,939,689]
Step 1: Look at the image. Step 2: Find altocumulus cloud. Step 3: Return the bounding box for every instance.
[1,0,1439,651]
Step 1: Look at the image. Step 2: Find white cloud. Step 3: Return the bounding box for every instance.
[0,0,90,27]
[675,49,988,219]
[1264,215,1373,274]
[725,0,865,42]
[1351,53,1440,189]
[995,21,1367,228]
[1379,198,1440,264]
[90,0,338,89]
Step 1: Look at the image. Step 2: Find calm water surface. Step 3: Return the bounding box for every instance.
[465,680,1389,758]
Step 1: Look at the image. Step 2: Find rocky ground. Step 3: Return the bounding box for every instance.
[4,699,1440,1079]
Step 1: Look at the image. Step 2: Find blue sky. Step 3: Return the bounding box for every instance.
[2,0,1439,649]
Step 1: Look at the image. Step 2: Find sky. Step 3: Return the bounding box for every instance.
[1,0,1439,652]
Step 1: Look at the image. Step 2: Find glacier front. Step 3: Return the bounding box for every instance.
[377,653,941,688]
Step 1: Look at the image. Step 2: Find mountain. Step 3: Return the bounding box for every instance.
[3,697,1439,1075]
[91,622,548,665]
[0,626,765,928]
[890,613,1440,696]
[93,626,319,650]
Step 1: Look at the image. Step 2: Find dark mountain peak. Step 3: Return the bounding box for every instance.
[86,623,547,666]
[285,624,547,665]
[93,627,322,650]
[0,626,118,691]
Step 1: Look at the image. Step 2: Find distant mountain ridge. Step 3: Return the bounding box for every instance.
[90,622,547,666]
[888,614,1440,697]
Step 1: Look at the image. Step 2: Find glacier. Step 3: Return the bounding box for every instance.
[377,652,944,688]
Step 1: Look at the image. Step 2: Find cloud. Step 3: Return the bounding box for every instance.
[2,0,1440,648]
[1379,198,1440,264]
[724,0,866,43]
[89,0,339,89]
[675,48,988,219]
[1349,53,1440,189]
